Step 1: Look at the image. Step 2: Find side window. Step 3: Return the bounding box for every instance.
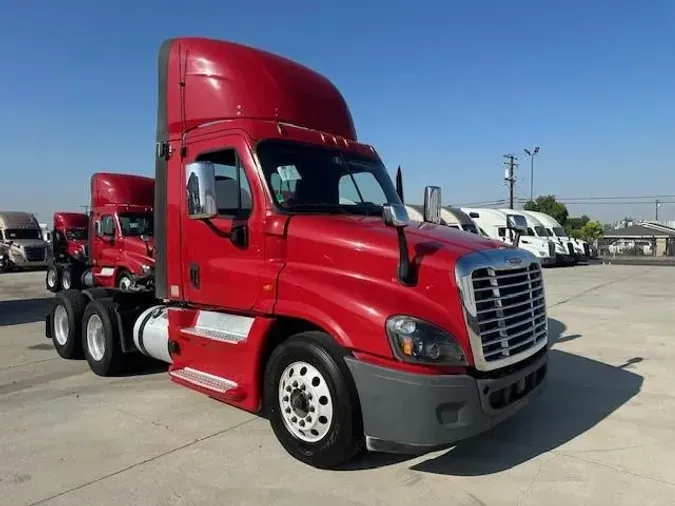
[101,215,115,236]
[338,171,387,205]
[197,149,252,218]
[497,227,506,238]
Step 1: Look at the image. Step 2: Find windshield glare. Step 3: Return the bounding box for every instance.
[256,140,402,216]
[66,228,88,241]
[118,213,153,237]
[2,229,41,240]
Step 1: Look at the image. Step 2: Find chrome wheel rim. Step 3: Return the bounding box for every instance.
[278,361,333,443]
[118,276,132,290]
[47,269,57,288]
[62,272,70,289]
[86,314,105,361]
[54,305,69,346]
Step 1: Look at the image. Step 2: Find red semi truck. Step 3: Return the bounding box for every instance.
[46,212,89,291]
[46,37,549,469]
[46,173,155,292]
[86,172,155,291]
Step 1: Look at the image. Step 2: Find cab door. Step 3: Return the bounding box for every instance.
[181,133,264,311]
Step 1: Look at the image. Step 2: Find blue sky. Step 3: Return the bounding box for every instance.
[1,0,674,223]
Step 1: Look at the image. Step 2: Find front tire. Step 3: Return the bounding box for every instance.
[61,266,73,290]
[264,331,364,469]
[50,290,88,359]
[116,270,133,291]
[82,298,124,377]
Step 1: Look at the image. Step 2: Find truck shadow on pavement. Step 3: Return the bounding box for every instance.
[0,297,54,326]
[344,317,644,474]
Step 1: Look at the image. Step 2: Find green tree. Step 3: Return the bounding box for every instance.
[565,215,590,238]
[523,195,569,225]
[579,220,603,241]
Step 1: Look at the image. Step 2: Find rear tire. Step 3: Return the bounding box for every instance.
[82,298,124,377]
[46,263,61,292]
[50,290,88,359]
[61,266,73,290]
[264,331,364,469]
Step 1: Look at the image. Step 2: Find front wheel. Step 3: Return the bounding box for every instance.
[116,270,133,291]
[264,331,364,469]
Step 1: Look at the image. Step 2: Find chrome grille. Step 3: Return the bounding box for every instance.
[24,246,46,262]
[470,262,547,364]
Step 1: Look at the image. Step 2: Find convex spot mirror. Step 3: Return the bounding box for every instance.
[186,161,218,220]
[383,204,410,228]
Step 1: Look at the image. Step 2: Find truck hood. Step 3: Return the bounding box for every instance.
[123,236,155,262]
[285,215,507,275]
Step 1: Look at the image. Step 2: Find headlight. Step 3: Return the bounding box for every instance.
[141,264,152,274]
[385,315,467,365]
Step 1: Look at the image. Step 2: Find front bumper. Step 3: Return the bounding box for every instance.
[345,350,548,454]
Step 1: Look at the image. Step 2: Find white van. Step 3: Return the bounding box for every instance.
[520,210,589,262]
[510,210,576,265]
[460,207,556,266]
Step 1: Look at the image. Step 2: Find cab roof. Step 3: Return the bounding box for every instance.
[91,173,154,209]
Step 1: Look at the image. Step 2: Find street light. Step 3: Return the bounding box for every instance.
[523,146,540,203]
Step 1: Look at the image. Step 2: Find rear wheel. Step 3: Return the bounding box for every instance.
[82,298,124,376]
[61,266,73,290]
[264,331,364,469]
[50,290,88,359]
[46,263,60,292]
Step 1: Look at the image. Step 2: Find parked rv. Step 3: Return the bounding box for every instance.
[461,207,557,266]
[0,211,50,272]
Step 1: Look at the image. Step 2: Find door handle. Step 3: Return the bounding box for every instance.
[189,263,200,289]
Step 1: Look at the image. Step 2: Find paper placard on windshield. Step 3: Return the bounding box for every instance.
[277,165,302,182]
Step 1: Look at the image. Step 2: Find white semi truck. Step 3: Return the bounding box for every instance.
[460,207,557,266]
[520,210,592,262]
[0,211,50,272]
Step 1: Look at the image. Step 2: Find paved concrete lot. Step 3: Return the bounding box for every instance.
[1,266,673,505]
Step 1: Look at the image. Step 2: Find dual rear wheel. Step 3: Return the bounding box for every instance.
[49,291,123,376]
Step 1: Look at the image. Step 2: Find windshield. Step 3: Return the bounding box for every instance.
[525,227,535,236]
[66,228,88,241]
[534,225,547,237]
[462,223,478,234]
[256,140,402,216]
[552,226,567,237]
[2,228,41,240]
[118,213,153,237]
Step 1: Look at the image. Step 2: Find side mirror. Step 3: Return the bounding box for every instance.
[383,204,409,228]
[506,214,528,234]
[94,221,102,237]
[186,161,218,219]
[423,186,442,224]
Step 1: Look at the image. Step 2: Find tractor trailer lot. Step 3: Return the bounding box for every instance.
[0,266,673,505]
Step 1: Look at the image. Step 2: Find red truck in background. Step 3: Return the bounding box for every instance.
[46,37,549,469]
[45,173,155,292]
[86,172,155,291]
[46,212,89,291]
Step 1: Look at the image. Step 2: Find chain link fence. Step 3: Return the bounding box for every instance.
[596,237,675,259]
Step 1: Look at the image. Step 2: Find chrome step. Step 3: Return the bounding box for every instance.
[170,367,237,393]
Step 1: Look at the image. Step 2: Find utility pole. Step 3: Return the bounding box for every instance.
[656,199,660,221]
[523,146,540,203]
[79,205,90,215]
[503,154,518,209]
